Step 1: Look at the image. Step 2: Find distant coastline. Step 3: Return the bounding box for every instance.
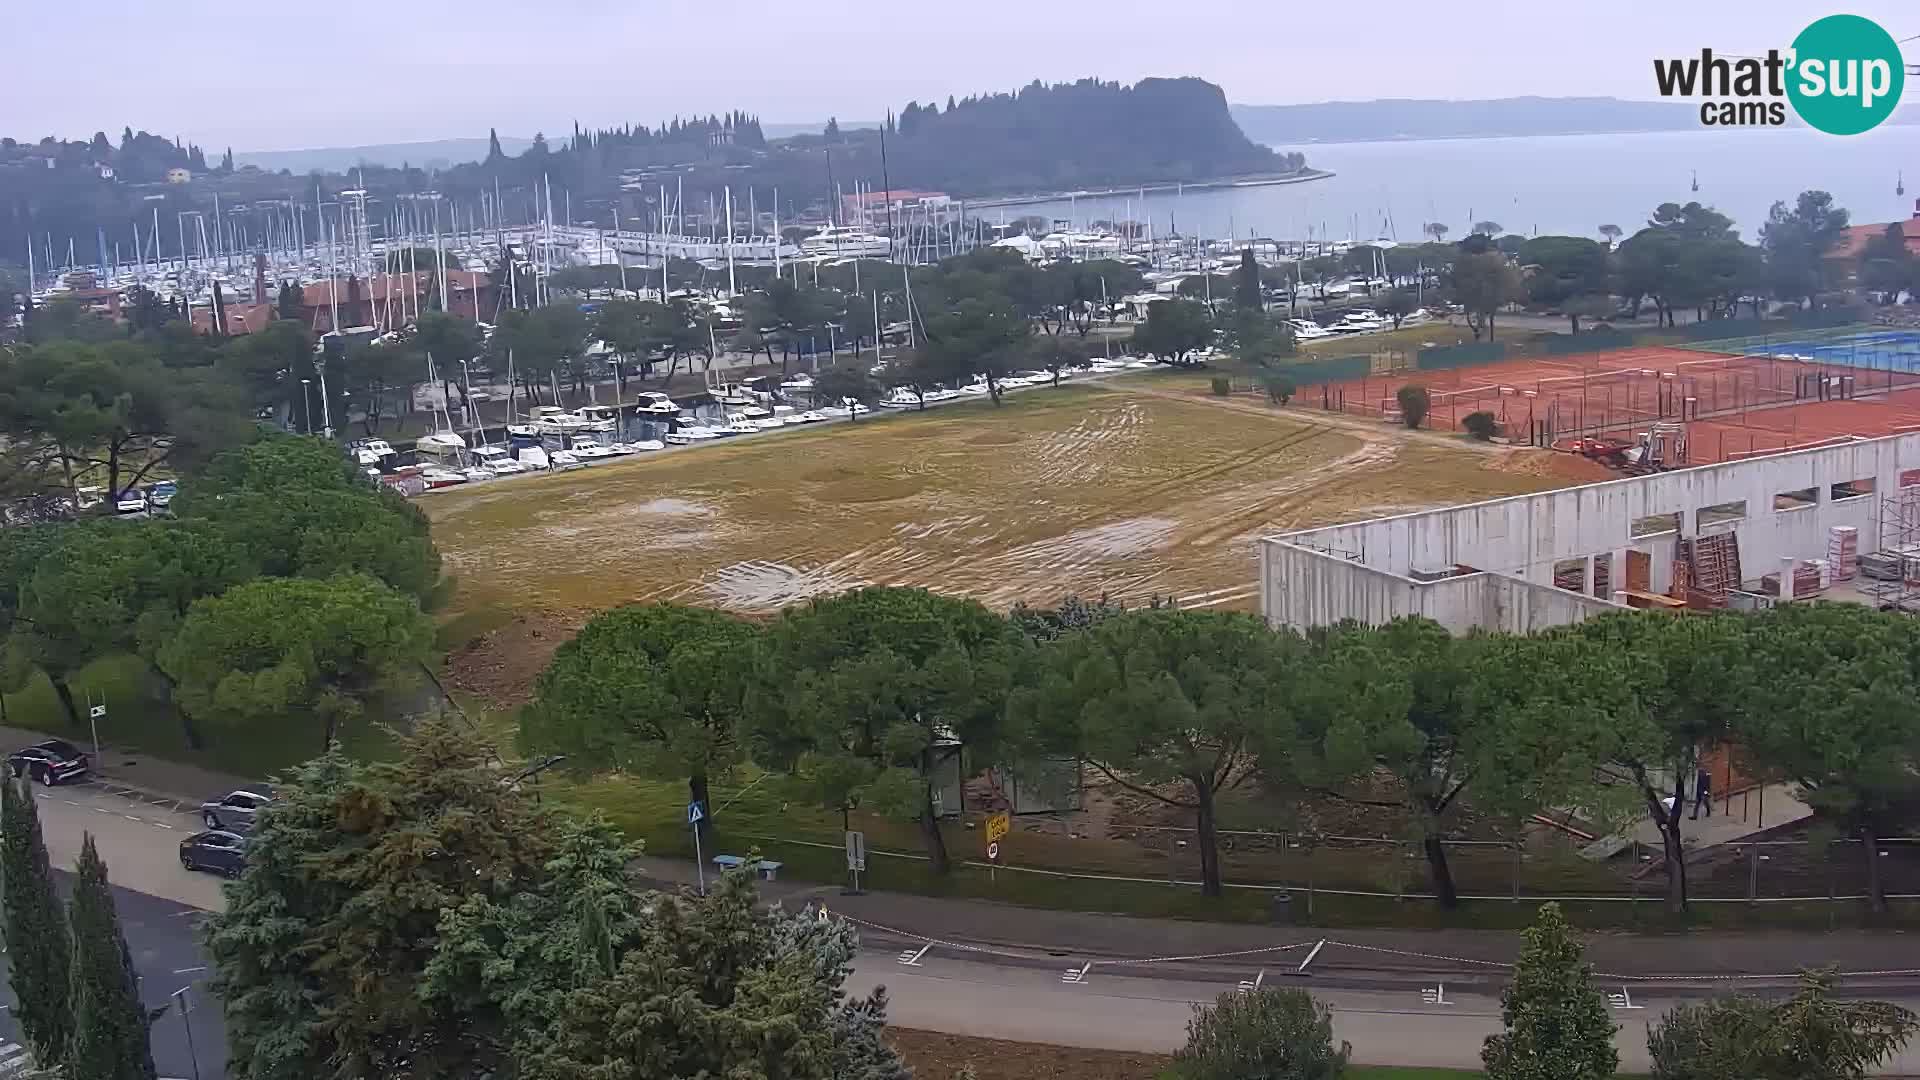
[964,168,1335,211]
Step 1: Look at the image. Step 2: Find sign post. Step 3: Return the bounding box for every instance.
[984,811,1010,881]
[844,830,866,895]
[687,801,706,894]
[88,702,106,760]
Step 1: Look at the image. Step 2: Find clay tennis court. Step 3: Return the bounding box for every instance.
[1303,339,1920,464]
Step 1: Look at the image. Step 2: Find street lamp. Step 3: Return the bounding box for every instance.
[171,986,202,1080]
[300,378,314,435]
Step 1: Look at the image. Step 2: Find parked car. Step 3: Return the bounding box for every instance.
[114,490,149,515]
[146,480,178,509]
[178,830,248,876]
[6,739,89,786]
[199,787,273,832]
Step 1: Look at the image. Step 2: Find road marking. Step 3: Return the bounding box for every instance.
[171,966,206,975]
[1060,962,1092,985]
[1237,970,1266,994]
[897,943,932,967]
[1608,988,1646,1011]
[1421,983,1453,1006]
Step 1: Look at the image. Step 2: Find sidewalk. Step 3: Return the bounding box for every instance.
[1629,781,1812,854]
[634,854,1919,985]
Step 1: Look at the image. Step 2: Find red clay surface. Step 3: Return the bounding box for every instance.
[1304,344,1920,464]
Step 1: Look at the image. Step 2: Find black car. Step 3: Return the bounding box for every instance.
[7,739,89,786]
[179,831,248,877]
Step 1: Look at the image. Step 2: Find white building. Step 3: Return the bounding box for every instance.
[1260,432,1920,634]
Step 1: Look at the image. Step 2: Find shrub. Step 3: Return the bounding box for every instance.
[1482,903,1616,1080]
[1462,410,1498,440]
[1263,374,1297,406]
[1396,384,1431,429]
[1210,376,1232,397]
[1171,987,1349,1080]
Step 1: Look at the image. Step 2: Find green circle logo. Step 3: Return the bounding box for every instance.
[1786,14,1905,135]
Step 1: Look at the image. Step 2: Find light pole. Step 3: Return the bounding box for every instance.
[172,986,202,1080]
[300,379,314,434]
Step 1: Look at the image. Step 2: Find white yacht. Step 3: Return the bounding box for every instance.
[635,391,679,416]
[576,405,619,433]
[779,374,815,394]
[801,226,893,260]
[1287,318,1334,340]
[529,406,589,436]
[878,387,923,409]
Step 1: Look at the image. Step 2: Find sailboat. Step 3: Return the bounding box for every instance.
[1690,169,1699,193]
[1899,171,1907,198]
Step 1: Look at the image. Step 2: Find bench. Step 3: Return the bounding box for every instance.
[712,855,784,881]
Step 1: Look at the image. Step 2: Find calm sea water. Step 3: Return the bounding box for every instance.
[1004,127,1918,244]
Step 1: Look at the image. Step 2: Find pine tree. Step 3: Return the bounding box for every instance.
[1234,248,1263,310]
[65,834,157,1080]
[1482,903,1617,1080]
[486,127,503,162]
[1,777,71,1065]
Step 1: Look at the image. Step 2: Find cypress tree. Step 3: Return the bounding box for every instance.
[65,834,157,1080]
[1,776,71,1064]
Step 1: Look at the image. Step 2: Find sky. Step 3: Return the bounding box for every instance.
[6,0,1916,151]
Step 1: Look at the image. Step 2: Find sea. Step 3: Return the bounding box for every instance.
[1001,126,1918,245]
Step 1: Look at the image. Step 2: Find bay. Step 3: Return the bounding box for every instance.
[999,126,1917,244]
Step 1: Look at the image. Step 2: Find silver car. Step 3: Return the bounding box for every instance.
[199,787,273,833]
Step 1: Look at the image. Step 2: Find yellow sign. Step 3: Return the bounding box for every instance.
[984,811,1011,846]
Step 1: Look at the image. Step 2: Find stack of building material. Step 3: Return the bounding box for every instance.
[1674,533,1743,608]
[1827,525,1859,581]
[1861,551,1904,580]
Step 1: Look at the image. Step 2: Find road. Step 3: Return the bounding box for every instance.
[25,780,1920,1074]
[0,871,221,1080]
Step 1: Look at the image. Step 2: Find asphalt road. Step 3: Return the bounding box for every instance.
[851,951,1920,1073]
[23,781,1920,1074]
[0,868,221,1080]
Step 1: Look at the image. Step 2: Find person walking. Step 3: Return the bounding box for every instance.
[1691,766,1713,819]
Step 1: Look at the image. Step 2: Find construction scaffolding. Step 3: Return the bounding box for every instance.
[1861,487,1920,612]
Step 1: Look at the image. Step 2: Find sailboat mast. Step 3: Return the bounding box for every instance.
[724,185,737,295]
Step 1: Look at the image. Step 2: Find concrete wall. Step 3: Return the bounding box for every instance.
[1261,433,1920,632]
[1261,539,1623,633]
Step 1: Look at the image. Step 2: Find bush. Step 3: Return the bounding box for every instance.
[1263,374,1297,406]
[1210,377,1232,396]
[1396,384,1432,429]
[1462,410,1498,440]
[1482,903,1616,1080]
[1171,988,1349,1080]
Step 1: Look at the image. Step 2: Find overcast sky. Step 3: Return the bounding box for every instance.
[7,0,1915,151]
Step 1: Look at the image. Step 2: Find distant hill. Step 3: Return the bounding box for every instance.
[234,136,533,174]
[762,120,879,140]
[1231,96,1920,145]
[234,126,885,172]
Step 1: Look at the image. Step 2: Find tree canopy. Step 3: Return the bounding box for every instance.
[1011,608,1295,896]
[748,587,1023,874]
[523,603,761,827]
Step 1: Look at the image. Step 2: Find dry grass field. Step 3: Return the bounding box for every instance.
[426,377,1602,624]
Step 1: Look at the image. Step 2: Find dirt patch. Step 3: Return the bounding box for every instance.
[967,430,1021,446]
[888,1029,1167,1080]
[818,475,928,503]
[443,610,584,710]
[426,384,1583,626]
